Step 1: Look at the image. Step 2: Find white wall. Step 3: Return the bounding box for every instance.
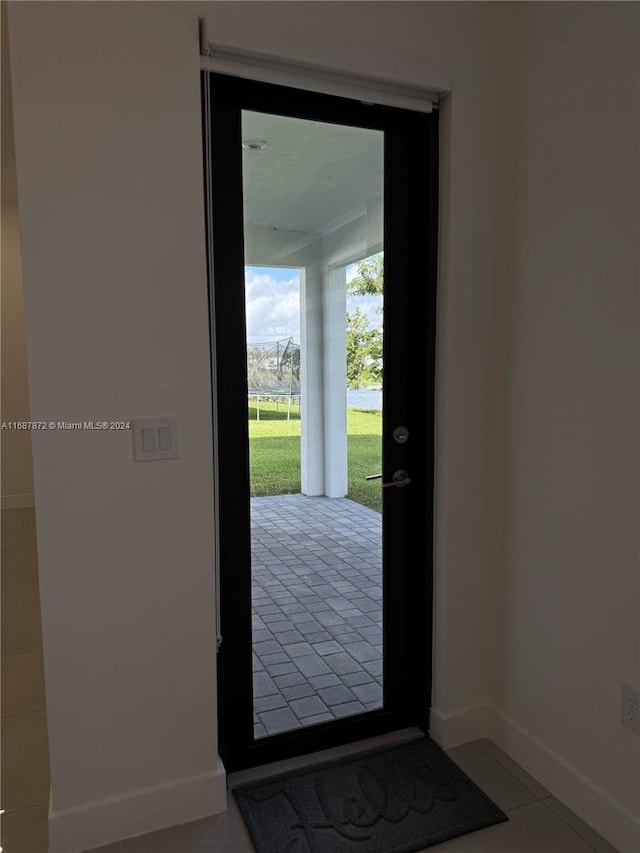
[7,1,637,850]
[8,4,222,851]
[494,4,640,849]
[1,202,35,506]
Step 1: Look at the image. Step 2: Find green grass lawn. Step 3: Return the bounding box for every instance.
[248,400,382,513]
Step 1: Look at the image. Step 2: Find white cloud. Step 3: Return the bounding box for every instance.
[244,264,383,342]
[245,270,300,342]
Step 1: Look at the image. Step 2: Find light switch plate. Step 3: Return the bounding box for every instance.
[133,418,179,461]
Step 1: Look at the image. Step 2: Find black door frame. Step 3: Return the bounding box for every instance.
[202,71,439,773]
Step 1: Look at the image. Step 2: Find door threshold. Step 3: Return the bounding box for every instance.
[226,726,425,789]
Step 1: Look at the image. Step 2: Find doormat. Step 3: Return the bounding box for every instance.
[232,736,508,853]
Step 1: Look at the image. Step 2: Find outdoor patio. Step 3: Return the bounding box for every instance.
[251,494,383,738]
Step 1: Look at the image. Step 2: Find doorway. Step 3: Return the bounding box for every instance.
[203,71,438,771]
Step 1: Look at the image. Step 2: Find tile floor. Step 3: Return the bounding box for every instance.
[86,734,619,853]
[0,507,621,853]
[1,507,50,853]
[251,494,383,737]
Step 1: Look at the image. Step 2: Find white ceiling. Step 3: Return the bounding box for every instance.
[242,111,383,234]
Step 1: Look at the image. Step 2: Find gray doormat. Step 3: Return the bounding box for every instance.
[232,736,508,853]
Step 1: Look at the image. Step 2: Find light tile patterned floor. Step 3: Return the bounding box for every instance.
[86,736,619,853]
[251,494,383,737]
[1,508,50,853]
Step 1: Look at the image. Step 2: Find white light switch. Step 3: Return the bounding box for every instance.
[133,418,179,461]
[141,428,156,452]
[158,427,172,451]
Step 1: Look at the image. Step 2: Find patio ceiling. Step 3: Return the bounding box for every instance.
[241,110,384,235]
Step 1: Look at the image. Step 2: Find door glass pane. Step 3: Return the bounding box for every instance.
[242,111,384,739]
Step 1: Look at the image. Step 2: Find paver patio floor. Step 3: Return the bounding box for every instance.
[251,494,383,738]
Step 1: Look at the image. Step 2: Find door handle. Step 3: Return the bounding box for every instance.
[365,470,411,488]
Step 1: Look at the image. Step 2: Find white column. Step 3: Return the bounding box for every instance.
[300,264,325,495]
[323,265,348,497]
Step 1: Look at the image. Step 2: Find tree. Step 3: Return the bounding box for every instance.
[346,255,383,388]
[347,254,384,298]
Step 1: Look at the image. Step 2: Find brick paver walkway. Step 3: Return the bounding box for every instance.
[251,494,383,738]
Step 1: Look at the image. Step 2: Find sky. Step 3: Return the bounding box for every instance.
[245,267,300,343]
[244,263,382,343]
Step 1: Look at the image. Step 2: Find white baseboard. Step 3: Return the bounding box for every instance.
[49,759,227,853]
[430,702,638,851]
[491,705,640,853]
[1,492,35,509]
[430,703,497,750]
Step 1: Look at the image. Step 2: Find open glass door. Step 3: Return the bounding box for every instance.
[204,72,438,771]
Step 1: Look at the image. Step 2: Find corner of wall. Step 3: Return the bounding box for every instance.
[49,759,227,853]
